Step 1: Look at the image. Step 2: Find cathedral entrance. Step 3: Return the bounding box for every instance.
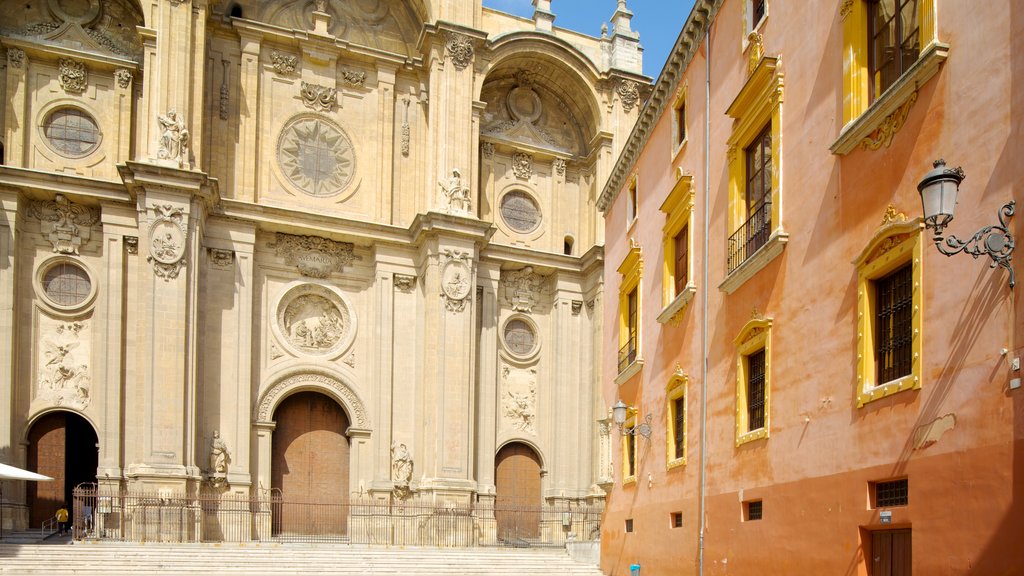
[271,391,350,536]
[494,442,541,542]
[26,411,97,528]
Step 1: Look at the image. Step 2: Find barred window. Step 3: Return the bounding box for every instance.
[875,263,913,384]
[874,478,909,508]
[673,396,685,460]
[747,349,766,432]
[674,226,689,295]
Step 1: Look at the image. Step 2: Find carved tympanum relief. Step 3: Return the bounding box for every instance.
[440,249,473,313]
[260,0,421,57]
[268,232,360,278]
[147,204,187,280]
[502,365,537,435]
[501,266,546,313]
[275,283,355,357]
[481,70,585,156]
[1,0,145,61]
[37,320,91,409]
[29,194,98,255]
[277,116,356,197]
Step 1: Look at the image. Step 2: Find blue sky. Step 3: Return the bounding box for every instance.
[482,0,697,79]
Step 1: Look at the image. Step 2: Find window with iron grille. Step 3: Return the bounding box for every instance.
[618,287,639,373]
[745,500,763,521]
[868,0,920,102]
[874,479,909,508]
[674,226,689,296]
[728,123,773,273]
[875,263,913,384]
[673,396,685,460]
[747,349,766,431]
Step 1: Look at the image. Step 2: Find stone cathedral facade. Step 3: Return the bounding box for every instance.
[0,0,648,534]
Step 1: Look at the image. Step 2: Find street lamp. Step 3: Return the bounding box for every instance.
[612,400,652,439]
[917,159,1016,288]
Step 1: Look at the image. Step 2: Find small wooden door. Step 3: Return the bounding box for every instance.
[494,443,541,541]
[871,529,911,576]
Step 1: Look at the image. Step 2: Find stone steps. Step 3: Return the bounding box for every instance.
[0,529,57,545]
[0,542,605,575]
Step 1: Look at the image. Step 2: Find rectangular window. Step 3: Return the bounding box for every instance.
[673,396,685,460]
[728,123,773,273]
[875,263,913,385]
[675,100,686,146]
[674,226,689,295]
[619,288,639,373]
[873,478,909,508]
[627,429,637,478]
[627,178,638,223]
[672,512,683,528]
[745,500,763,521]
[868,0,920,102]
[752,0,766,25]
[625,518,634,533]
[747,349,766,432]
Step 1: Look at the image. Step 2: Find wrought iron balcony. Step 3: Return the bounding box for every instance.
[727,202,772,274]
[617,335,637,374]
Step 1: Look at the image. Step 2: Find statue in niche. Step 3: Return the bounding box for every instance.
[157,109,189,168]
[438,169,471,214]
[391,442,413,498]
[209,430,231,487]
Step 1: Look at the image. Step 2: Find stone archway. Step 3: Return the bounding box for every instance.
[26,411,98,528]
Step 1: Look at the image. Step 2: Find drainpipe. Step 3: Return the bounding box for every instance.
[698,16,711,576]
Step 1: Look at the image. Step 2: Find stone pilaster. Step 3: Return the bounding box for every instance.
[474,262,500,496]
[0,189,19,466]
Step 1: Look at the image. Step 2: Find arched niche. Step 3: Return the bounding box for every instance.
[254,368,370,430]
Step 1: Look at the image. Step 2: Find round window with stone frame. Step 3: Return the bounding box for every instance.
[502,317,538,358]
[37,258,96,312]
[42,107,101,158]
[499,190,542,234]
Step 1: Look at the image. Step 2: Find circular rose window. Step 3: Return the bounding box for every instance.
[42,261,91,307]
[277,116,356,197]
[503,318,537,356]
[500,190,541,233]
[43,108,101,157]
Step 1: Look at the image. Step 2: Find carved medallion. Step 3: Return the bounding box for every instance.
[440,249,472,313]
[147,204,187,280]
[445,32,474,71]
[275,283,355,358]
[512,151,533,180]
[37,320,91,410]
[268,232,359,278]
[58,58,87,94]
[277,116,356,197]
[617,79,640,113]
[29,194,98,255]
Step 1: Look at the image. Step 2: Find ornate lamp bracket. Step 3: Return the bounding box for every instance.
[932,201,1016,288]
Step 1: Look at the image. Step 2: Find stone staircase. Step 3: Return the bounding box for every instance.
[0,542,606,575]
[0,528,58,545]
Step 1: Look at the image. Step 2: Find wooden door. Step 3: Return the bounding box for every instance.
[494,443,541,541]
[871,529,912,576]
[271,392,350,536]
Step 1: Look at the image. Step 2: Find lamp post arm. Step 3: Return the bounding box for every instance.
[932,201,1016,288]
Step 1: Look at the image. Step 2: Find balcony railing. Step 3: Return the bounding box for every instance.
[618,334,637,374]
[727,202,772,274]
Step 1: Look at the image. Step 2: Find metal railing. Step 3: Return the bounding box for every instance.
[617,335,637,374]
[727,202,772,274]
[41,515,58,535]
[72,485,601,548]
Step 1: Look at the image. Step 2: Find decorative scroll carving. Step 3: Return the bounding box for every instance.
[512,151,533,180]
[268,232,360,278]
[881,204,908,227]
[437,169,471,214]
[617,79,640,113]
[501,266,546,313]
[38,321,91,410]
[124,236,138,254]
[400,98,411,157]
[28,194,98,255]
[502,365,537,435]
[341,69,366,87]
[114,68,132,89]
[572,300,583,315]
[394,273,416,292]
[58,58,87,94]
[219,61,230,120]
[553,158,566,176]
[300,81,337,112]
[7,48,24,69]
[481,142,494,158]
[440,249,473,313]
[445,32,474,71]
[256,371,369,428]
[270,51,298,75]
[860,91,919,151]
[391,442,414,499]
[208,248,234,270]
[157,109,190,168]
[747,32,765,74]
[147,204,187,280]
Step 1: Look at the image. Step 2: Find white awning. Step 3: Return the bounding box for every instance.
[0,462,53,481]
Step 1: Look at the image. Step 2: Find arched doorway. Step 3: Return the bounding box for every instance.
[494,442,542,541]
[26,411,97,528]
[271,391,350,536]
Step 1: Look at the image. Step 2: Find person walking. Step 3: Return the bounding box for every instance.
[55,504,69,535]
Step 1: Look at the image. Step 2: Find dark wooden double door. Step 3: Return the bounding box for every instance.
[871,529,911,576]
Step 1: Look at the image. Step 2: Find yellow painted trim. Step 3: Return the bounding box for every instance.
[622,413,638,484]
[626,173,639,226]
[854,217,924,408]
[671,83,688,158]
[666,368,688,469]
[617,240,643,354]
[660,173,695,309]
[735,316,772,446]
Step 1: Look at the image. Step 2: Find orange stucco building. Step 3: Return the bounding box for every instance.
[598,0,1024,574]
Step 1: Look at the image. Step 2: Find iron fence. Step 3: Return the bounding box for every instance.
[727,201,772,274]
[71,485,601,548]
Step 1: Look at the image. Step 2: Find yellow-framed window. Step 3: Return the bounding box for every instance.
[672,84,688,156]
[658,172,696,322]
[617,240,644,381]
[853,207,923,407]
[622,412,638,484]
[666,368,688,469]
[626,174,639,225]
[735,315,772,446]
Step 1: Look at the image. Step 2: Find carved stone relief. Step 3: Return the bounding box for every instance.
[440,249,473,313]
[277,116,356,197]
[480,142,494,158]
[275,283,355,357]
[400,99,411,157]
[445,32,474,71]
[147,204,187,280]
[394,273,416,293]
[512,152,533,180]
[208,248,234,270]
[256,372,368,427]
[58,58,87,93]
[270,51,298,75]
[5,0,145,61]
[37,320,91,410]
[219,61,230,120]
[343,351,356,368]
[208,430,230,487]
[553,158,566,176]
[156,109,190,168]
[502,365,537,435]
[7,48,24,69]
[28,194,99,255]
[501,266,546,313]
[114,68,132,89]
[268,232,360,278]
[481,70,580,155]
[391,442,414,499]
[124,236,138,255]
[437,169,471,214]
[259,1,420,57]
[300,81,337,112]
[572,300,583,315]
[340,69,366,87]
[617,79,640,113]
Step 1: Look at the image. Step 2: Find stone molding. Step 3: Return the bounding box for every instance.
[255,370,369,428]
